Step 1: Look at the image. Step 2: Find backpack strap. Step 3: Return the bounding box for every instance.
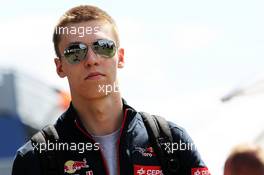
[31,125,61,175]
[140,112,179,175]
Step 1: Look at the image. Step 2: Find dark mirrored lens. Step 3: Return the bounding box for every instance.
[64,43,87,64]
[92,39,116,58]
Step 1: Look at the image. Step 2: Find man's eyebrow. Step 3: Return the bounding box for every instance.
[65,38,115,48]
[66,41,84,47]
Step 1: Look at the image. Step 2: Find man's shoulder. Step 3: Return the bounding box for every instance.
[140,112,196,145]
[166,120,196,144]
[12,110,70,175]
[16,140,35,157]
[14,140,38,165]
[160,118,209,171]
[167,121,187,137]
[12,141,41,175]
[138,112,187,137]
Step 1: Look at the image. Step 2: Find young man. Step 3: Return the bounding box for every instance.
[12,5,210,175]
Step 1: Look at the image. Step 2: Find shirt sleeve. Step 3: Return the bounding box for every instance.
[12,141,42,175]
[169,122,211,175]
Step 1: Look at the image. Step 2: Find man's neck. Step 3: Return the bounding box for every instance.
[72,93,123,136]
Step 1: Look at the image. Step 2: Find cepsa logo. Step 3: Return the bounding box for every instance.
[134,165,163,175]
[191,167,211,175]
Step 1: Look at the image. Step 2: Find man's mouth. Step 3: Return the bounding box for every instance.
[84,72,105,80]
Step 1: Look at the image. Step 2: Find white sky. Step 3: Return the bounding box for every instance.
[1,0,264,174]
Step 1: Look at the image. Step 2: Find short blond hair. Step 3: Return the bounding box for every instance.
[52,5,120,57]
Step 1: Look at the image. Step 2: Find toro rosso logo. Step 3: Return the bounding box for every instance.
[132,146,157,157]
[64,158,89,174]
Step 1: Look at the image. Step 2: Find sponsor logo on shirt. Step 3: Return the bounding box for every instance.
[134,164,163,175]
[191,167,211,175]
[132,146,157,157]
[64,158,89,174]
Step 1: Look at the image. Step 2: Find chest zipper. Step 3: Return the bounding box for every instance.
[75,108,130,175]
[117,108,129,175]
[75,120,110,175]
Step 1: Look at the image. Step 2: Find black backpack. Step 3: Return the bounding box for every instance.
[140,112,179,175]
[31,112,179,175]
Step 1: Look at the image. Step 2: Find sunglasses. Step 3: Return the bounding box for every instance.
[63,39,117,64]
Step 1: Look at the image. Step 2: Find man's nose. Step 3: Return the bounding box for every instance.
[83,47,99,67]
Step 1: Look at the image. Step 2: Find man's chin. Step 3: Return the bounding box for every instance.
[81,91,112,101]
[79,80,119,99]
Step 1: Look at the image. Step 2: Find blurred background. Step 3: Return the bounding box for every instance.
[0,0,264,174]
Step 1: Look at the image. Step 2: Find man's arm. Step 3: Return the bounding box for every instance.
[12,141,42,175]
[169,122,211,174]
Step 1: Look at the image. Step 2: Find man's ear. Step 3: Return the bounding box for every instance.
[117,48,125,68]
[54,58,66,78]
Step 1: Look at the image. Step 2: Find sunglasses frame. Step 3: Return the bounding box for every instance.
[63,39,117,64]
